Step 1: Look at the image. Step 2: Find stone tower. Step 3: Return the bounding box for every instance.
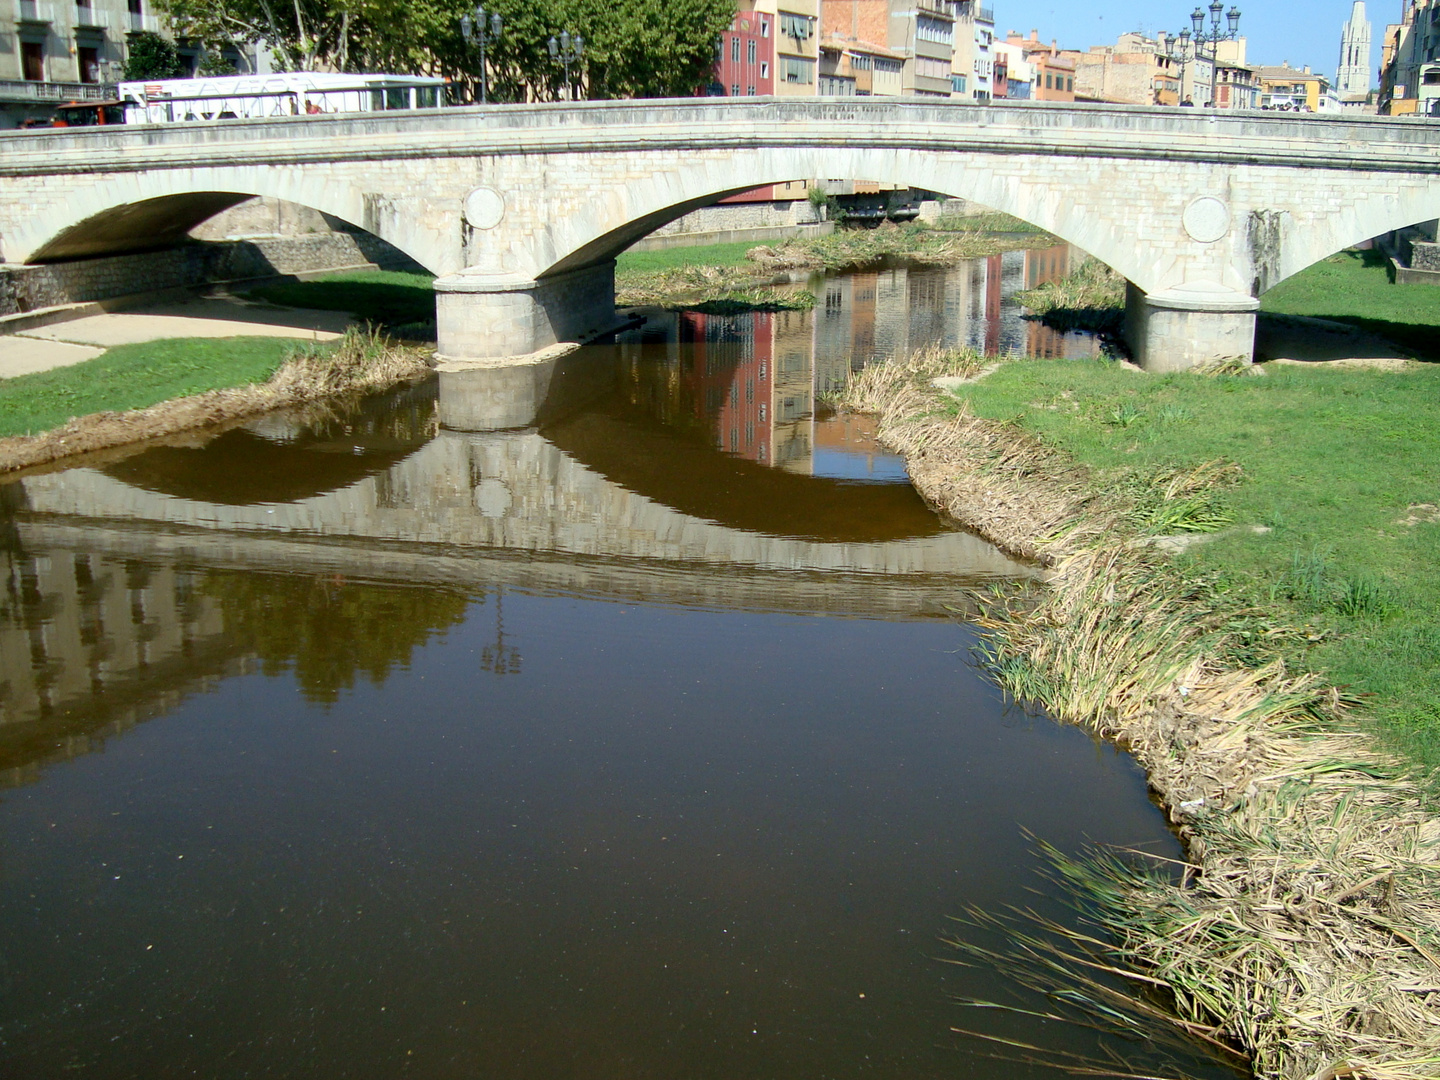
[1337,1,1373,96]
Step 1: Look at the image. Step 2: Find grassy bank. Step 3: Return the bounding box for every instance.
[0,337,302,439]
[840,351,1440,1078]
[0,329,432,474]
[1020,249,1440,362]
[954,358,1440,769]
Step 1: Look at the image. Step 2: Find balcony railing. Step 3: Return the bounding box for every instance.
[73,4,110,30]
[978,7,994,22]
[14,0,54,22]
[127,10,160,32]
[0,78,111,101]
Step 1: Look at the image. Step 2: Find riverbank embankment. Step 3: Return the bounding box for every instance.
[841,349,1440,1078]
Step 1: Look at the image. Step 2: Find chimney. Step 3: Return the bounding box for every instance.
[1304,64,1311,74]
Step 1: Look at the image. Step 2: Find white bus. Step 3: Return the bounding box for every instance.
[116,72,451,124]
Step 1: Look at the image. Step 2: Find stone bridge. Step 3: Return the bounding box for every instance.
[2,98,1438,370]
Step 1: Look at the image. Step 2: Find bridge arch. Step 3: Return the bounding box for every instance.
[530,146,1144,288]
[7,166,444,273]
[1259,193,1440,296]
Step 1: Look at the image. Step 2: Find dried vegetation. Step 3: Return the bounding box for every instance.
[0,328,432,475]
[838,349,1440,1080]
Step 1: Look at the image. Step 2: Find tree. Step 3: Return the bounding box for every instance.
[152,0,733,98]
[123,30,188,80]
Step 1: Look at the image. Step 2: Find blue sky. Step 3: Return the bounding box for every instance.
[994,0,1386,83]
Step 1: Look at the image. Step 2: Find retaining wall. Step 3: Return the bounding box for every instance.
[0,233,421,319]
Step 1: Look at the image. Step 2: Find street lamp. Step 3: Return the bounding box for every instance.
[547,30,584,101]
[1167,5,1241,106]
[460,5,503,105]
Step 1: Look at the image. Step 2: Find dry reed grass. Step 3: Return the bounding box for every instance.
[838,348,1440,1080]
[0,328,432,475]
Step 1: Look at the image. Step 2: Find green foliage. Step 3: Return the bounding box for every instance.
[0,337,299,438]
[944,355,1440,771]
[154,0,733,100]
[202,570,468,704]
[122,31,188,81]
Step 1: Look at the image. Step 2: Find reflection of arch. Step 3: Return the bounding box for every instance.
[540,401,949,545]
[101,382,439,506]
[12,166,442,272]
[538,147,1145,286]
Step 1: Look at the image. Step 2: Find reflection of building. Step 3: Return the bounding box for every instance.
[616,247,1101,474]
[0,545,237,783]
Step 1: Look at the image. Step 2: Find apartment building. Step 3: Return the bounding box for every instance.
[0,0,171,126]
[750,0,820,97]
[820,0,972,98]
[1007,30,1074,101]
[714,5,776,97]
[1256,63,1331,111]
[818,37,904,95]
[1068,32,1181,106]
[1380,0,1440,114]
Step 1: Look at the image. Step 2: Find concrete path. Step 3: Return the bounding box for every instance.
[0,296,354,380]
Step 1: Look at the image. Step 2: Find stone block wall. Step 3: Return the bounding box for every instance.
[0,234,423,318]
[649,199,819,237]
[1411,241,1440,271]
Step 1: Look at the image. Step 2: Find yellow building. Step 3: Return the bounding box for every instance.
[751,1,822,97]
[1255,64,1328,111]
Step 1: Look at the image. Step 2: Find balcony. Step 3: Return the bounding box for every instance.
[126,10,160,32]
[0,78,110,102]
[73,5,110,31]
[13,0,54,23]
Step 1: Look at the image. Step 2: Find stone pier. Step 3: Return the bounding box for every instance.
[435,263,616,363]
[1124,282,1261,372]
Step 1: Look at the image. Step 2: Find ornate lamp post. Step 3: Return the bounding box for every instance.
[460,5,503,105]
[1165,2,1241,106]
[547,30,584,101]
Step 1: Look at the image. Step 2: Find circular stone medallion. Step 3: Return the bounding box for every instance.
[1182,196,1232,244]
[464,186,506,230]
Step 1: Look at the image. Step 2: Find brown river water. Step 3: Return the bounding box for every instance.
[0,253,1236,1078]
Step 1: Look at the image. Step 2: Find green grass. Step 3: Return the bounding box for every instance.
[247,269,437,329]
[0,337,302,437]
[948,358,1440,771]
[1260,249,1440,360]
[614,241,760,274]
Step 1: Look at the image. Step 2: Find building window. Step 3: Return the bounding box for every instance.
[21,40,44,81]
[952,74,968,93]
[875,58,901,74]
[78,44,99,83]
[1045,72,1053,89]
[732,36,741,63]
[917,16,953,44]
[779,12,814,41]
[732,83,740,95]
[781,56,814,83]
[760,61,769,78]
[761,19,770,38]
[850,53,872,70]
[747,84,755,95]
[1066,76,1073,92]
[747,39,756,65]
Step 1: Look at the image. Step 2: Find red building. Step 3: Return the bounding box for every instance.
[713,9,775,99]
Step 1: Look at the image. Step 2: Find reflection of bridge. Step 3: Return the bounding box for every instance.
[0,402,1022,784]
[4,100,1439,370]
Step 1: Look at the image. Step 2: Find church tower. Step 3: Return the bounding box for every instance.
[1337,1,1373,96]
